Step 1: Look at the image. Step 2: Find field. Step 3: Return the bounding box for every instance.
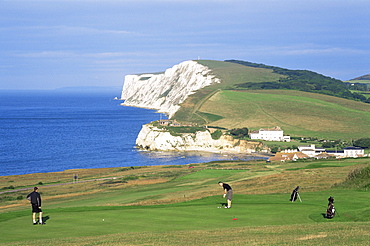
[196,60,285,87]
[1,158,369,245]
[347,79,370,84]
[346,79,370,99]
[173,61,370,141]
[196,89,370,140]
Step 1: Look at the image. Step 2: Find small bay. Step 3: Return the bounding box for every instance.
[0,89,262,176]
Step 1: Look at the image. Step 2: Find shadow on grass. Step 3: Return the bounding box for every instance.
[43,215,50,223]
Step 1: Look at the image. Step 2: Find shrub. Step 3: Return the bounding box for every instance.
[354,138,370,148]
[1,185,15,190]
[270,146,280,153]
[211,130,223,140]
[333,165,370,190]
[167,126,207,136]
[229,127,249,139]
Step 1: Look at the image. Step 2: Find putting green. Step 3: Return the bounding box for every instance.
[2,190,368,244]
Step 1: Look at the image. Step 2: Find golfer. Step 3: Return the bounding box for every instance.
[218,181,232,208]
[26,187,45,225]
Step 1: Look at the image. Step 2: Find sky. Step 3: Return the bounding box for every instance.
[1,0,369,90]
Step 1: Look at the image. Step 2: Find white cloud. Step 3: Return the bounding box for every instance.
[240,44,370,56]
[2,25,132,36]
[14,51,76,58]
[14,51,132,58]
[54,25,131,35]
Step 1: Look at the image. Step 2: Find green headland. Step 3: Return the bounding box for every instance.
[174,60,370,141]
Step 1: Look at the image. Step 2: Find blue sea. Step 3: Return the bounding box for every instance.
[0,89,264,176]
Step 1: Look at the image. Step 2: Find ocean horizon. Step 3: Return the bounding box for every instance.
[0,89,265,176]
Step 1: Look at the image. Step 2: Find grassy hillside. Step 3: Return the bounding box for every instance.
[174,60,370,140]
[1,158,370,245]
[351,74,370,80]
[198,90,370,140]
[197,60,285,87]
[347,79,370,84]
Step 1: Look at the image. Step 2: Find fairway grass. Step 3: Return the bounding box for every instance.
[1,191,370,245]
[3,222,368,246]
[1,159,369,245]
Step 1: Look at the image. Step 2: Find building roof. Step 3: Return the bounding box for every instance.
[315,152,335,158]
[343,146,363,150]
[326,150,344,154]
[259,126,282,131]
[268,152,309,162]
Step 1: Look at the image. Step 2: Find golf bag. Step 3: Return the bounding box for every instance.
[289,186,300,202]
[325,203,335,219]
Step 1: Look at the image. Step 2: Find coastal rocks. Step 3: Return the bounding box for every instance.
[120,60,220,118]
[136,124,269,153]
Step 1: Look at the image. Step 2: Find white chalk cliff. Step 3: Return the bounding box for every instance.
[120,60,220,118]
[136,124,269,153]
[121,60,268,153]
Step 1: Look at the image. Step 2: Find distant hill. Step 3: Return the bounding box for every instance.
[223,60,368,103]
[351,74,370,80]
[345,74,370,93]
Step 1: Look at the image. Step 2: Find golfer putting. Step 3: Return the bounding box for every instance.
[218,181,232,208]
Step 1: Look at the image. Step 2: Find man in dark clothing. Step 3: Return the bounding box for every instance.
[26,187,45,225]
[218,181,232,208]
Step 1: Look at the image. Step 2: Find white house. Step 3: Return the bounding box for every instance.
[298,144,326,157]
[249,126,290,142]
[295,144,365,158]
[271,144,366,162]
[343,147,364,158]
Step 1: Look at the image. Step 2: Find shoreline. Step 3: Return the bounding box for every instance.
[1,151,271,178]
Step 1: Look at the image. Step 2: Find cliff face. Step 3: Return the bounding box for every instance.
[122,60,268,154]
[136,124,269,153]
[120,60,220,118]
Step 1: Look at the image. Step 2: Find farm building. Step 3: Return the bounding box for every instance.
[270,144,365,162]
[249,126,290,142]
[326,146,365,158]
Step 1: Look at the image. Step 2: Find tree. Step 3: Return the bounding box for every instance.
[211,129,223,140]
[270,146,280,153]
[229,127,249,139]
[353,138,370,148]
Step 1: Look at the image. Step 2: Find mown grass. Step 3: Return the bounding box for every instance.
[3,222,369,246]
[1,191,370,245]
[1,158,369,245]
